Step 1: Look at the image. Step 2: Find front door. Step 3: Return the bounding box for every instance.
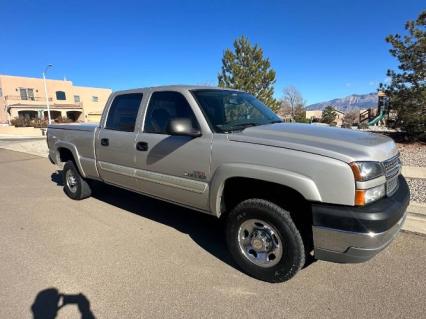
[134,91,212,211]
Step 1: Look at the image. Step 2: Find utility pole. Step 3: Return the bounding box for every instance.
[42,64,54,124]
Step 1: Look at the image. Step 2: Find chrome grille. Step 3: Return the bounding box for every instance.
[382,154,401,196]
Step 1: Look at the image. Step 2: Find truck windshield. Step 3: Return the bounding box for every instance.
[191,89,282,133]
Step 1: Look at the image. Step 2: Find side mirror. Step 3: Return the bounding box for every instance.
[167,118,201,138]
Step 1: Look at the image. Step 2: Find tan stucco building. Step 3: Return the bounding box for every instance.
[0,74,111,124]
[306,109,345,126]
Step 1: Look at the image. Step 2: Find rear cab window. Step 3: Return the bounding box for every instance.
[105,93,143,132]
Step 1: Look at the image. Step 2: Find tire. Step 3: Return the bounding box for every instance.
[62,160,92,200]
[226,199,305,283]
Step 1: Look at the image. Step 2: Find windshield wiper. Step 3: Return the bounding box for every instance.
[224,120,282,133]
[226,122,259,132]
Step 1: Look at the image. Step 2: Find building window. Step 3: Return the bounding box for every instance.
[74,95,81,103]
[56,91,66,100]
[92,96,99,102]
[19,88,35,100]
[0,88,2,97]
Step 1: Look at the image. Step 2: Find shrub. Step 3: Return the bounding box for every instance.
[358,122,369,129]
[54,116,73,123]
[11,117,32,127]
[31,119,48,128]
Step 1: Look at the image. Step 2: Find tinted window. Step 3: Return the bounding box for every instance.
[144,91,199,134]
[56,91,66,100]
[105,93,143,132]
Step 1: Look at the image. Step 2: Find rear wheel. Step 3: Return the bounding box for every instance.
[226,199,305,283]
[63,161,92,200]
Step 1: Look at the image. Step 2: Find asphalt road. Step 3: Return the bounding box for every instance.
[0,148,425,319]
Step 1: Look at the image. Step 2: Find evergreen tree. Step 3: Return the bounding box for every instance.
[218,36,280,112]
[321,106,337,124]
[382,10,426,140]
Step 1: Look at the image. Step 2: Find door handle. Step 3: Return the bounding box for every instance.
[136,141,148,151]
[100,138,109,146]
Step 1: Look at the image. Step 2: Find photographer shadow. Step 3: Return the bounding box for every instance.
[31,288,95,319]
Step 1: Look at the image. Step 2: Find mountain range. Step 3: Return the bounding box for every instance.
[306,93,378,112]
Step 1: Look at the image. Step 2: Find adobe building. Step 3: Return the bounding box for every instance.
[0,74,111,124]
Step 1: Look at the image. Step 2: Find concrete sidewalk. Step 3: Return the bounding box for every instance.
[0,126,44,137]
[0,137,48,158]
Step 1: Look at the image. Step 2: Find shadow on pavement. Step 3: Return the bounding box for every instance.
[51,171,235,269]
[31,287,95,319]
[51,171,64,186]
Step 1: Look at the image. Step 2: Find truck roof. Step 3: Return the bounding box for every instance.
[113,85,243,95]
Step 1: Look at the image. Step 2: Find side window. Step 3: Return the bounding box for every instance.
[144,91,199,134]
[105,93,143,132]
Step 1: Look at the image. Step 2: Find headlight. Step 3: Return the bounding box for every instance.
[350,161,386,206]
[349,161,384,181]
[355,184,386,206]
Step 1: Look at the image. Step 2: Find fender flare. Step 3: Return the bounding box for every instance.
[209,163,322,217]
[54,141,87,177]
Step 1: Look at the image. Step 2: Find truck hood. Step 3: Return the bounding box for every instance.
[228,123,398,163]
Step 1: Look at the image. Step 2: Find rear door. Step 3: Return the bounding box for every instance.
[95,92,144,190]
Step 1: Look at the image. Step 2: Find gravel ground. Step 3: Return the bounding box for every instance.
[406,178,426,203]
[397,143,426,167]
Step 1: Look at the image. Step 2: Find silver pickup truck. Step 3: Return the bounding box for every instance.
[47,85,409,283]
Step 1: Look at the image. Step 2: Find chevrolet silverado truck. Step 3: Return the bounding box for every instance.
[47,86,409,283]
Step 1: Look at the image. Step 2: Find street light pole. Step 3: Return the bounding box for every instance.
[42,64,53,124]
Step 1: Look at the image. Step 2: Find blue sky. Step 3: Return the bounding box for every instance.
[0,0,423,104]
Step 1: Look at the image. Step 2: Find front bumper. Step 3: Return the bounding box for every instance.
[312,175,410,263]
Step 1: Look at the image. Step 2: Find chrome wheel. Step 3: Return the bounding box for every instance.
[238,219,283,268]
[65,169,78,193]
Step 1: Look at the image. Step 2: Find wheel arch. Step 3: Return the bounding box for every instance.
[210,164,321,218]
[54,142,86,177]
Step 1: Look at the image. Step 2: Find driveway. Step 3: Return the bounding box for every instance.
[0,149,425,318]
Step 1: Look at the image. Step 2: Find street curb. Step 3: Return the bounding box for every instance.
[402,166,426,179]
[404,203,426,235]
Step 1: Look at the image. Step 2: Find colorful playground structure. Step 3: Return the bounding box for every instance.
[359,91,389,126]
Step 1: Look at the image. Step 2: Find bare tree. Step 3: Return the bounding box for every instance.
[282,86,306,120]
[343,109,359,125]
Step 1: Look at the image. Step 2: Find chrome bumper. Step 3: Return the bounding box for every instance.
[312,175,410,263]
[313,211,407,263]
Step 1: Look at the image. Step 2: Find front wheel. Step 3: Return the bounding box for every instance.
[226,199,305,283]
[63,161,92,200]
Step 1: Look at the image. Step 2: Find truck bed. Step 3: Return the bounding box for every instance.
[47,123,99,179]
[48,123,99,132]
